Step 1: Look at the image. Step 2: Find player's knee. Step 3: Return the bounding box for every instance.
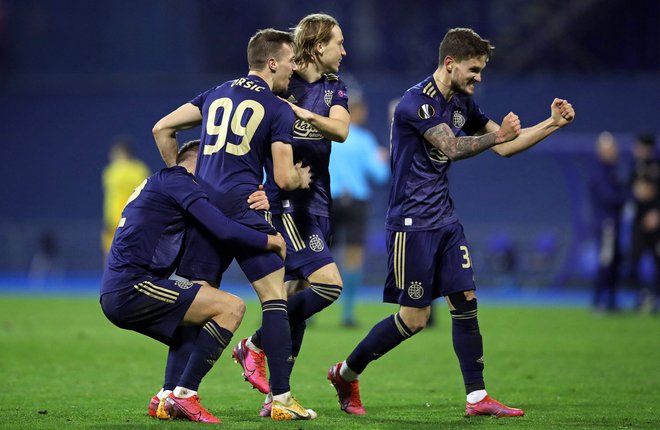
[310,282,343,303]
[399,306,431,332]
[447,291,479,330]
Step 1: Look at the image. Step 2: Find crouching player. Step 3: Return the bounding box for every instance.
[100,140,285,423]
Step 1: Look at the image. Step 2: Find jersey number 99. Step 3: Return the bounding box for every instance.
[203,98,265,156]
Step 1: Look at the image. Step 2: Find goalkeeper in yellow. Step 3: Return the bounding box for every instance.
[101,136,150,257]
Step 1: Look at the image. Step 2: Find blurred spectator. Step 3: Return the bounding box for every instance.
[101,136,150,258]
[486,232,518,289]
[330,93,389,326]
[28,229,63,284]
[628,133,660,312]
[589,132,626,312]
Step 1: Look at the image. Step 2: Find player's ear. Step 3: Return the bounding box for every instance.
[316,41,324,56]
[267,57,277,72]
[444,56,454,72]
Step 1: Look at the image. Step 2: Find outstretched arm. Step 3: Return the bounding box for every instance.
[187,198,286,259]
[153,103,203,167]
[285,101,350,142]
[485,98,575,157]
[423,112,521,161]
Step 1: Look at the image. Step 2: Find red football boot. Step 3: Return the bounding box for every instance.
[327,363,366,415]
[465,395,524,418]
[232,338,269,394]
[162,393,221,423]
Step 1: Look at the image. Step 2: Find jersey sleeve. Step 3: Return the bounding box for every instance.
[271,102,295,144]
[332,80,349,111]
[187,199,269,250]
[189,87,213,112]
[397,92,443,136]
[161,167,207,210]
[461,98,490,135]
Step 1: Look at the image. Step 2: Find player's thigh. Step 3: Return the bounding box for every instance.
[383,229,438,308]
[272,212,335,279]
[435,223,476,298]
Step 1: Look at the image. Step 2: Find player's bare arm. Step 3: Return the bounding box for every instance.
[153,103,203,167]
[423,112,520,161]
[487,98,575,157]
[271,141,312,190]
[285,100,350,142]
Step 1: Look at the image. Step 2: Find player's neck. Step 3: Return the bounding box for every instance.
[248,70,274,90]
[296,62,324,83]
[432,68,454,101]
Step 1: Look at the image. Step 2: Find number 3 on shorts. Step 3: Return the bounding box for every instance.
[459,245,472,269]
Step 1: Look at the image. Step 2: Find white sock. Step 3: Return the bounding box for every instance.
[246,336,263,353]
[173,386,197,399]
[272,391,292,404]
[467,389,487,404]
[157,389,172,400]
[339,361,358,382]
[264,392,273,404]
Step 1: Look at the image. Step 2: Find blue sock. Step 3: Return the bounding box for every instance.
[260,300,292,396]
[341,270,360,324]
[164,325,199,390]
[450,300,485,393]
[178,320,232,391]
[346,313,414,374]
[288,283,342,323]
[290,319,306,368]
[250,283,341,352]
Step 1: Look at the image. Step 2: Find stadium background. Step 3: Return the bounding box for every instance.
[1,0,659,299]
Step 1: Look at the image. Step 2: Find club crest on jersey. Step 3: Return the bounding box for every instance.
[309,234,325,252]
[408,281,424,300]
[418,104,435,120]
[324,90,334,107]
[452,110,466,128]
[175,280,194,290]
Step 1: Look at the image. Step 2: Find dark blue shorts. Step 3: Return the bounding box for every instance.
[271,212,335,281]
[383,222,476,307]
[177,209,284,284]
[100,276,202,345]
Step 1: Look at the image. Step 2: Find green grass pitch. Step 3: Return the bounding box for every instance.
[1,295,659,429]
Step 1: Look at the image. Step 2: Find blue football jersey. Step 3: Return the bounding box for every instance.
[101,166,206,292]
[386,75,489,231]
[265,73,349,217]
[190,75,296,218]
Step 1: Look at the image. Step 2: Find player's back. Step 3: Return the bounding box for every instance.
[101,166,206,293]
[191,75,295,218]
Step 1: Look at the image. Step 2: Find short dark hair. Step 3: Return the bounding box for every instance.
[176,139,200,164]
[439,28,494,64]
[247,28,295,70]
[636,133,656,147]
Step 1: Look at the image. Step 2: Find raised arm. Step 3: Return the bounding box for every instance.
[152,103,203,167]
[423,112,521,161]
[271,141,312,190]
[484,98,575,157]
[286,101,350,142]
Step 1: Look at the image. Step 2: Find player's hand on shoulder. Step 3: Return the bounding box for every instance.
[266,232,287,260]
[295,162,313,189]
[551,98,575,126]
[248,185,270,211]
[495,112,521,143]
